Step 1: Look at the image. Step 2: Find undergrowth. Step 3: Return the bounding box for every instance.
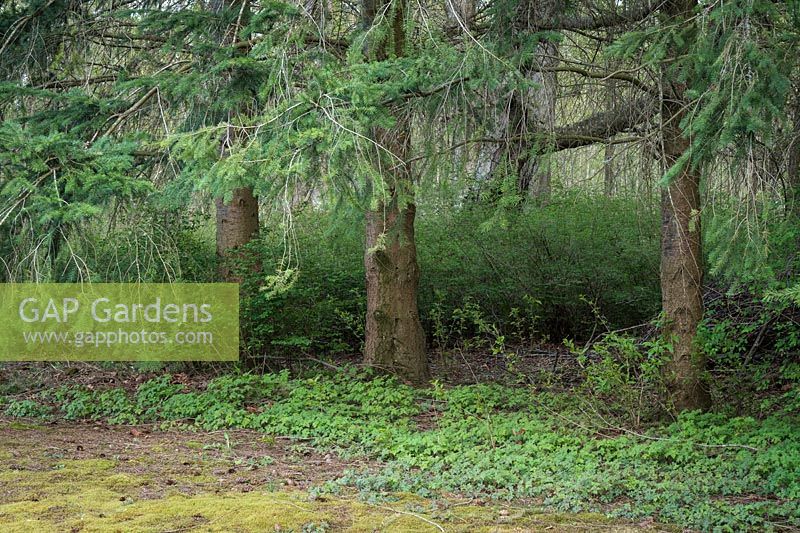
[2,369,798,532]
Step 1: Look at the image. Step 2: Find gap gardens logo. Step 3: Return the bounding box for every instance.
[0,284,239,361]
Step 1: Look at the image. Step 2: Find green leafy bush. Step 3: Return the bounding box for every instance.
[568,333,671,425]
[4,398,52,419]
[699,290,800,414]
[233,217,366,360]
[234,195,660,360]
[417,196,661,341]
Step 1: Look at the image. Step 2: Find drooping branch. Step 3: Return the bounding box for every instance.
[523,0,663,32]
[552,95,655,151]
[399,95,655,169]
[534,65,658,98]
[35,75,119,90]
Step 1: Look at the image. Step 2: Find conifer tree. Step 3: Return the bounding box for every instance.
[361,0,429,383]
[211,0,260,282]
[658,0,711,411]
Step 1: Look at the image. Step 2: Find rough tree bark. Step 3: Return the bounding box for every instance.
[362,0,429,384]
[364,179,428,384]
[519,36,558,200]
[215,187,259,281]
[660,0,711,412]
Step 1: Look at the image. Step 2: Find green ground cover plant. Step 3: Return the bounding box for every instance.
[3,368,797,532]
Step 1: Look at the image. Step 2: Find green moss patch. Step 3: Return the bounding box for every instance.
[0,423,664,532]
[0,472,651,532]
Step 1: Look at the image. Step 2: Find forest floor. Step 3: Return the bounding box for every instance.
[2,357,795,532]
[0,418,669,532]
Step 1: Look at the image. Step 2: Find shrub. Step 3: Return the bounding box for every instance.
[417,195,660,341]
[235,194,661,360]
[568,333,671,425]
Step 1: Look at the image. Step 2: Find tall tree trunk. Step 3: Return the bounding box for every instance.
[660,0,711,412]
[216,187,259,281]
[521,38,558,201]
[362,0,429,383]
[364,186,428,384]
